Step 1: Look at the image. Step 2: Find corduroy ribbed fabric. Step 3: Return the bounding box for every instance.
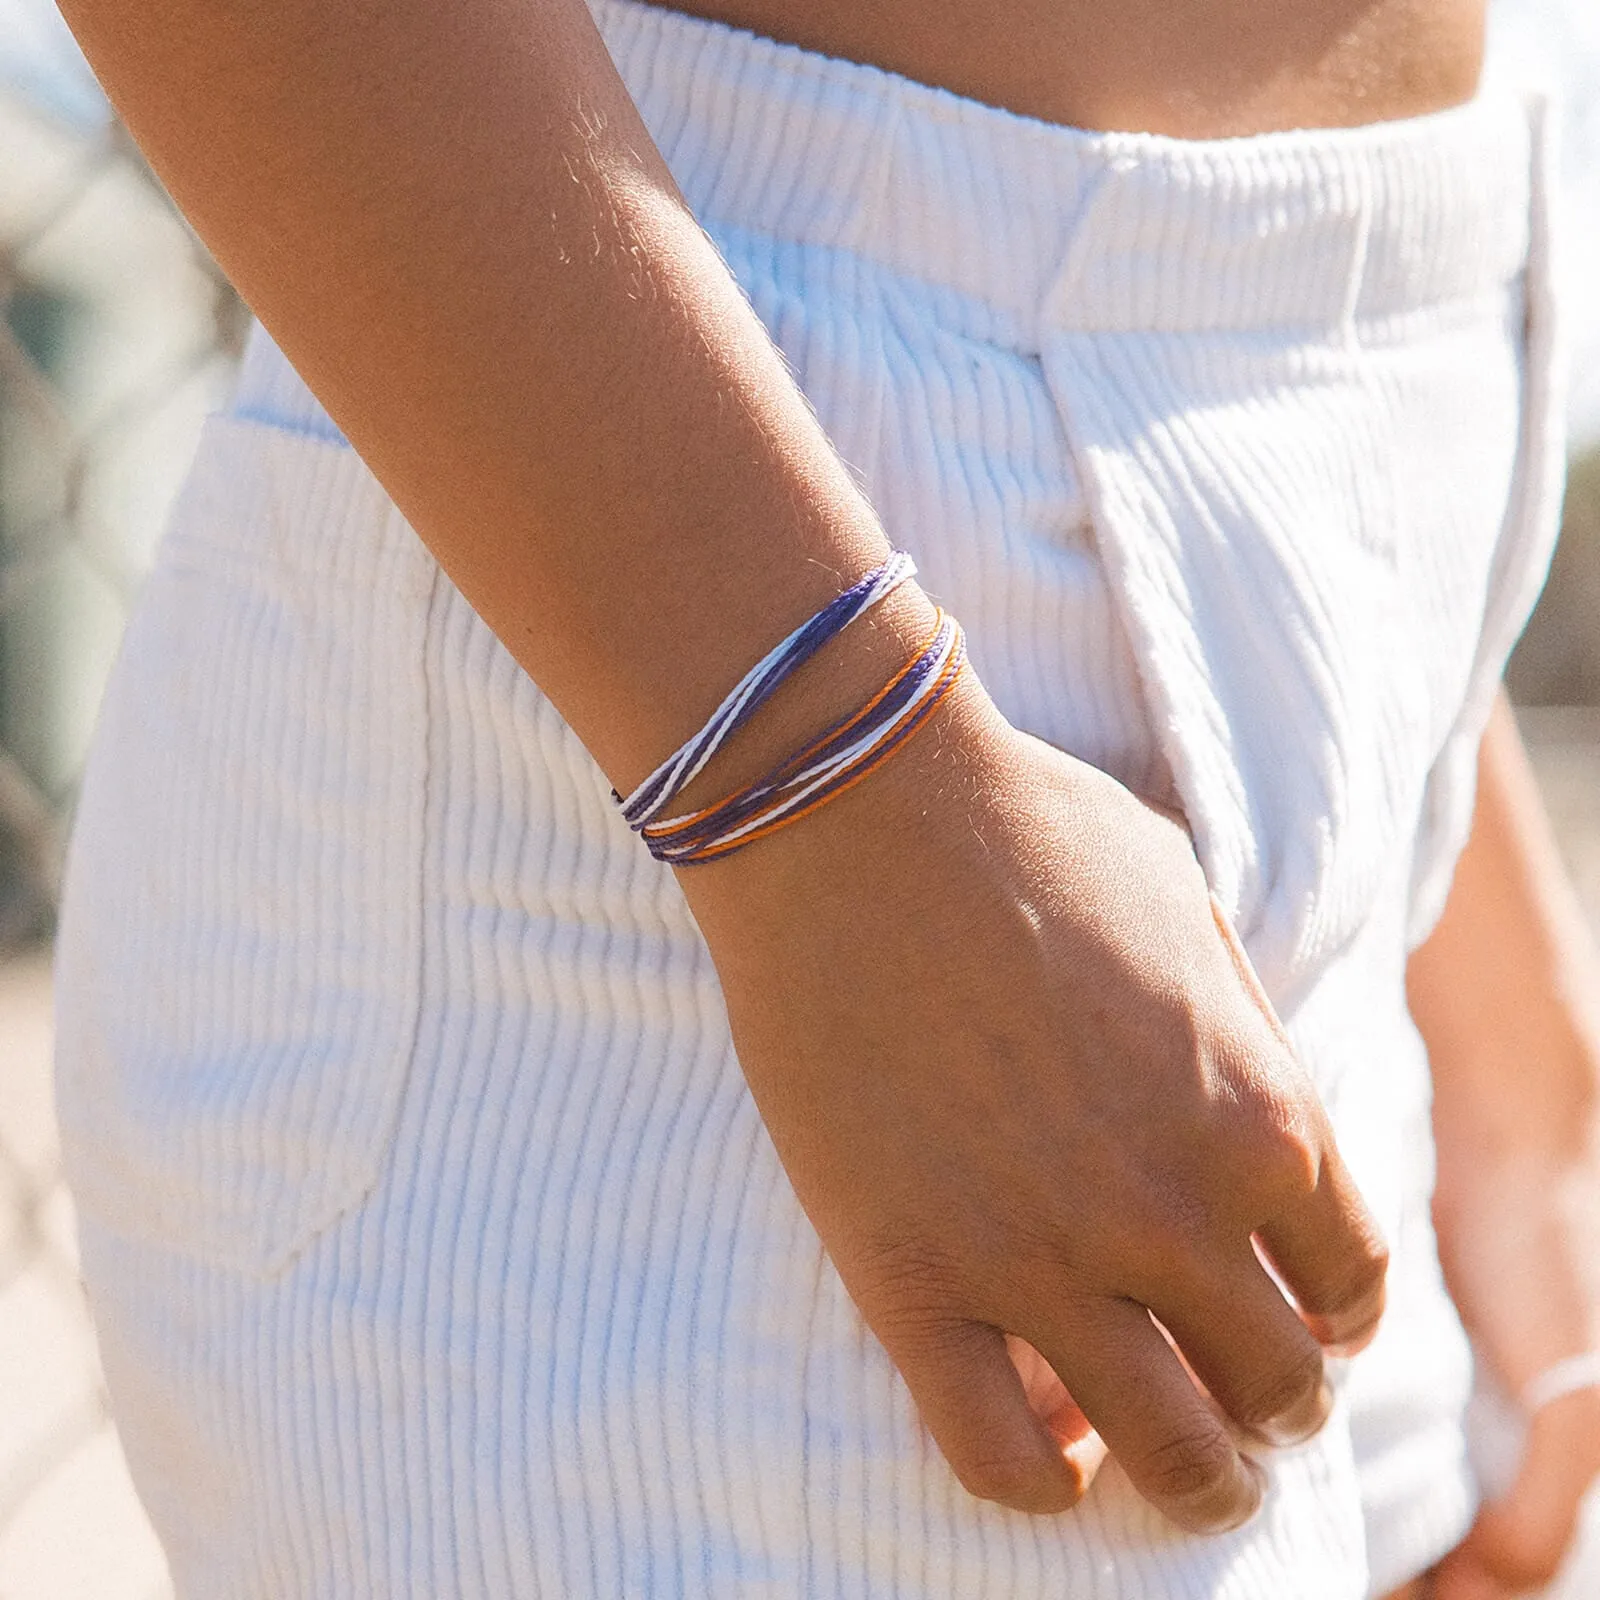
[54,7,1564,1595]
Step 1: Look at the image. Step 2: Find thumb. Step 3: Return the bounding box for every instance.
[1006,1333,1109,1488]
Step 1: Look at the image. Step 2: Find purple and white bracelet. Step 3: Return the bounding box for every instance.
[614,552,968,864]
[616,551,918,830]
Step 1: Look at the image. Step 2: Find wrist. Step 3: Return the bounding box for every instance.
[655,577,941,815]
[672,642,1010,917]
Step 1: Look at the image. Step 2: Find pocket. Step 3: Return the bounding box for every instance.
[54,413,436,1277]
[1040,321,1523,1014]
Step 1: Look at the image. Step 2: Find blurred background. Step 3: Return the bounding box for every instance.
[1,1,1599,1595]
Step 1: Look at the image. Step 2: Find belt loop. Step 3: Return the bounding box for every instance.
[1037,161,1117,339]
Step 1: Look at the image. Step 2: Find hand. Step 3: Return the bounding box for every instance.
[1431,1151,1600,1599]
[678,673,1389,1529]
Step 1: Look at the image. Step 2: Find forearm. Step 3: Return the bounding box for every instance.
[1412,695,1600,1594]
[1408,691,1600,1377]
[1410,692,1600,1170]
[58,0,927,790]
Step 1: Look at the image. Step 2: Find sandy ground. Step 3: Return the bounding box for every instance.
[3,712,1600,1600]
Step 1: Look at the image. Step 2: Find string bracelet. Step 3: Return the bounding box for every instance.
[616,551,918,829]
[1521,1351,1600,1416]
[642,610,966,863]
[639,609,967,865]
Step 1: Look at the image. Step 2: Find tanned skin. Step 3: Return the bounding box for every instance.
[652,0,1486,135]
[49,0,1594,1592]
[1410,697,1600,1600]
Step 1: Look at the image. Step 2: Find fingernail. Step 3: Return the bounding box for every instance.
[1256,1380,1334,1447]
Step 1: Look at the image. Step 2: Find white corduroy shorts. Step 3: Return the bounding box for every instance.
[54,4,1565,1595]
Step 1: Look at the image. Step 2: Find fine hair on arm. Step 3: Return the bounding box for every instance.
[57,0,934,790]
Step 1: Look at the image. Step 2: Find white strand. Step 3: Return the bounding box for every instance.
[1522,1351,1600,1414]
[619,552,916,825]
[648,619,961,859]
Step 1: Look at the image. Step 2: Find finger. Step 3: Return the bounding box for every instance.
[1206,897,1389,1357]
[875,1314,1089,1512]
[1255,1142,1389,1356]
[1152,1253,1332,1448]
[1006,1334,1110,1493]
[1038,1296,1266,1534]
[1450,1386,1600,1594]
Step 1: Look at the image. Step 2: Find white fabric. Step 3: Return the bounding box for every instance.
[53,5,1565,1595]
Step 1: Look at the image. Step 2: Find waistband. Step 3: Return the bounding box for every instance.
[595,0,1536,336]
[234,0,1543,427]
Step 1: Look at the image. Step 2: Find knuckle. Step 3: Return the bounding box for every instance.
[851,1236,967,1319]
[1138,1427,1237,1507]
[954,1450,1059,1511]
[1256,1114,1321,1200]
[1307,1232,1390,1319]
[1230,1346,1324,1432]
[868,1301,967,1368]
[1212,1061,1323,1199]
[1108,1189,1212,1298]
